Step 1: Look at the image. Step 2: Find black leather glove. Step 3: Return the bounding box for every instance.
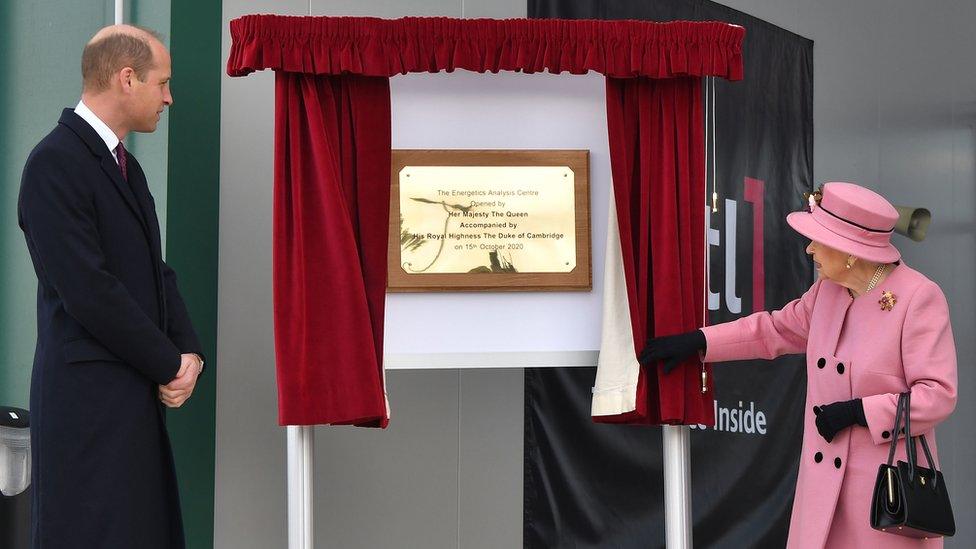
[638,330,706,374]
[814,399,867,442]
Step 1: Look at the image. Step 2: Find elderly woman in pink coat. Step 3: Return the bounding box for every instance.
[642,182,957,548]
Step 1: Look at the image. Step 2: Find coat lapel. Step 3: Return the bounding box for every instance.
[123,154,169,331]
[126,158,165,265]
[102,155,151,233]
[58,109,167,328]
[58,109,150,233]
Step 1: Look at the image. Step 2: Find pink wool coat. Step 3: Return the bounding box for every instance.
[701,263,957,549]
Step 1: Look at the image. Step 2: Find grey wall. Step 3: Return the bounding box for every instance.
[217,1,976,548]
[216,3,283,546]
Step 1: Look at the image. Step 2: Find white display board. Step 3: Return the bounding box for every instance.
[384,70,611,369]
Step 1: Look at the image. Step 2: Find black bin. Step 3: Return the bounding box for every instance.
[0,406,30,549]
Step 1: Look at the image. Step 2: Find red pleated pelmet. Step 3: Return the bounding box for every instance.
[229,16,743,80]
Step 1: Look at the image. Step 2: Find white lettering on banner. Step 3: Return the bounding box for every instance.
[723,199,742,314]
[706,180,767,316]
[689,400,768,435]
[706,205,721,311]
[705,202,743,314]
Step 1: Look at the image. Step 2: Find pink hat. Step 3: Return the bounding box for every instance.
[786,182,900,263]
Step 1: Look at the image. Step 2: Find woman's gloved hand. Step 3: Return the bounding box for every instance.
[638,330,706,374]
[814,399,867,442]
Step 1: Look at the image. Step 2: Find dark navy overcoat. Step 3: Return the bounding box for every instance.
[18,109,203,548]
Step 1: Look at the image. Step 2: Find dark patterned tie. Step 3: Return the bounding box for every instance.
[114,141,128,181]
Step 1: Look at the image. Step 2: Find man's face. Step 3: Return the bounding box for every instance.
[128,41,172,133]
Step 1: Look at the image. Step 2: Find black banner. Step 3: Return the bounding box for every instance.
[524,1,814,547]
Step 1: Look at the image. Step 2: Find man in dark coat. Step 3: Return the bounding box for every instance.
[17,25,204,548]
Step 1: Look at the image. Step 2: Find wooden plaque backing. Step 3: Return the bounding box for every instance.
[388,150,591,292]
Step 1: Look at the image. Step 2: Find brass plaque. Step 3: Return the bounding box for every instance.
[388,150,590,292]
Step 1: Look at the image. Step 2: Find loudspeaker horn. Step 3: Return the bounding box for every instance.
[894,206,931,242]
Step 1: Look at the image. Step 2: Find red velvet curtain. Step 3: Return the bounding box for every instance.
[274,72,391,427]
[603,77,712,425]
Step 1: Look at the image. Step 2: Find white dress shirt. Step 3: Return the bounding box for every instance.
[74,100,121,165]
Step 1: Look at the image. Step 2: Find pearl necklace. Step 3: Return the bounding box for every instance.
[865,263,888,292]
[848,263,888,298]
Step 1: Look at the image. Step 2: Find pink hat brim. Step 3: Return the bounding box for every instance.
[786,210,901,263]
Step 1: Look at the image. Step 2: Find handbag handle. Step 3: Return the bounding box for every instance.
[886,393,907,467]
[905,392,915,472]
[885,392,939,489]
[917,434,939,489]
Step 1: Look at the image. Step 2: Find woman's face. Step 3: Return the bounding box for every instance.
[806,240,850,281]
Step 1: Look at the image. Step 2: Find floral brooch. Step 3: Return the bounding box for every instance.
[879,290,897,311]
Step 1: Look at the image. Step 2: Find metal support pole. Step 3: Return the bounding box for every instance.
[114,0,124,25]
[287,425,315,549]
[662,425,693,548]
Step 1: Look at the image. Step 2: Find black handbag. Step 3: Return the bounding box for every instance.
[870,392,955,537]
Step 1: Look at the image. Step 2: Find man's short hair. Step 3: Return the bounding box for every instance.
[81,28,161,92]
